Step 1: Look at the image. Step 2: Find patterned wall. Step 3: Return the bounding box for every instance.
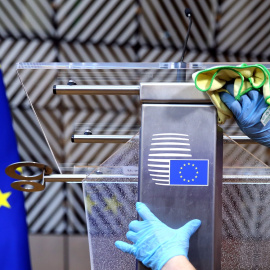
[0,0,270,234]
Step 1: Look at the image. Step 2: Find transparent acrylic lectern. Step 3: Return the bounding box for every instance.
[7,62,270,270]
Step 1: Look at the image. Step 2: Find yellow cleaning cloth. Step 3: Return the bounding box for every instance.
[192,63,270,124]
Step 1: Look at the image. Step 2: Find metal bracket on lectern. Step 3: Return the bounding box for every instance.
[139,82,211,103]
[5,161,138,192]
[53,85,140,95]
[5,161,52,192]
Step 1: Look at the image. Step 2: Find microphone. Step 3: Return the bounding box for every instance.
[181,8,192,62]
[185,7,192,17]
[177,7,193,82]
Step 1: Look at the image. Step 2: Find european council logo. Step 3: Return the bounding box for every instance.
[170,159,209,186]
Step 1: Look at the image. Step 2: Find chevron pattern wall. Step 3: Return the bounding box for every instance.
[0,0,270,236]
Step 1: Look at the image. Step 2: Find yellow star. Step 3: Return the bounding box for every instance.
[0,190,11,209]
[15,167,23,175]
[104,196,122,214]
[85,195,96,214]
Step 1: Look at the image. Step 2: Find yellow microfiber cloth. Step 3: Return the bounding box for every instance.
[192,63,270,124]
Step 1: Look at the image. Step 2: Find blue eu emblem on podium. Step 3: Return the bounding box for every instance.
[170,160,209,186]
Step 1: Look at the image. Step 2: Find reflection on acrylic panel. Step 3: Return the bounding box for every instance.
[84,182,137,270]
[222,184,270,270]
[84,182,270,270]
[82,129,270,269]
[83,133,139,269]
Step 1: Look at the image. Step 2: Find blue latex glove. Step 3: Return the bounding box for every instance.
[115,202,201,270]
[220,82,270,148]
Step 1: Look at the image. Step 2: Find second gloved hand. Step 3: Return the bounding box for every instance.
[220,82,270,148]
[115,202,201,270]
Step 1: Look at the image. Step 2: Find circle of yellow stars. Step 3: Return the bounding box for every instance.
[86,195,122,215]
[179,163,198,182]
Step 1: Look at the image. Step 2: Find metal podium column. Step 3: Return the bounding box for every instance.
[138,83,223,270]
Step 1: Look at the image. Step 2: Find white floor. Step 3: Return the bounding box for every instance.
[29,235,91,270]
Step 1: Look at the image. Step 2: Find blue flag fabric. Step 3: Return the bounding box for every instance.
[170,159,209,186]
[0,70,31,269]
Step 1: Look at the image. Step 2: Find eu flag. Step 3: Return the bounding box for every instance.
[0,69,31,269]
[170,159,209,186]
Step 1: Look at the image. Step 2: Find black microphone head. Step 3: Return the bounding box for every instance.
[185,8,192,17]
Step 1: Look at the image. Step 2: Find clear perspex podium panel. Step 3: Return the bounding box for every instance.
[16,62,270,269]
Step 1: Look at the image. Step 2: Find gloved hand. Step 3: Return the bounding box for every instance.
[220,81,270,147]
[115,202,201,270]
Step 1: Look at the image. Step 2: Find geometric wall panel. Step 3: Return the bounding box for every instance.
[0,39,57,108]
[12,108,59,172]
[0,0,54,39]
[67,184,86,234]
[139,0,216,50]
[138,47,214,62]
[59,42,137,62]
[216,52,270,63]
[55,0,138,45]
[216,0,270,59]
[25,182,66,234]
